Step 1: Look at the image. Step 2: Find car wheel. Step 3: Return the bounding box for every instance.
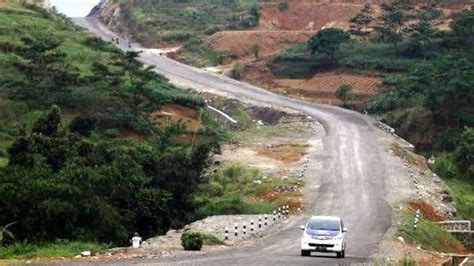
[301,250,310,256]
[341,250,345,258]
[336,251,342,258]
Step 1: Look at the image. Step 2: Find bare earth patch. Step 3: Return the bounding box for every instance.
[150,104,202,132]
[271,71,381,104]
[206,30,314,62]
[255,142,308,164]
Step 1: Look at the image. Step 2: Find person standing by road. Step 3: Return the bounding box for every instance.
[131,232,142,248]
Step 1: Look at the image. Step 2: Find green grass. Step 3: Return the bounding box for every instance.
[114,0,258,47]
[270,41,422,78]
[397,208,465,253]
[229,122,310,143]
[196,162,301,217]
[0,241,108,259]
[178,39,233,67]
[201,233,225,245]
[445,178,474,221]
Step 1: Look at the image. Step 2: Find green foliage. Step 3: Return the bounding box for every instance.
[308,28,351,62]
[374,3,407,51]
[0,5,205,137]
[403,21,440,59]
[201,233,224,245]
[181,231,203,251]
[448,6,474,50]
[397,208,465,253]
[0,241,107,259]
[336,84,354,106]
[250,43,260,61]
[0,222,16,246]
[196,162,298,217]
[68,116,97,137]
[179,38,233,67]
[230,62,243,80]
[114,0,258,46]
[416,5,442,21]
[445,178,474,220]
[0,106,218,244]
[350,5,373,34]
[433,154,458,179]
[453,127,474,177]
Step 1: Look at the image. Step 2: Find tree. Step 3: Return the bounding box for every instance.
[336,84,354,106]
[32,105,62,136]
[230,62,243,80]
[449,6,474,49]
[308,28,351,63]
[68,116,97,137]
[454,127,474,177]
[350,4,373,34]
[249,5,260,26]
[404,21,440,59]
[250,43,260,61]
[376,5,406,51]
[0,222,16,245]
[9,37,79,106]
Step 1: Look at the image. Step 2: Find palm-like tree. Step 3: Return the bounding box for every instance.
[0,222,17,245]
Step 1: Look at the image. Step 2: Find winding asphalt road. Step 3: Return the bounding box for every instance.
[73,17,392,265]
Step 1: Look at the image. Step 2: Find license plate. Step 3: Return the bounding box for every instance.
[316,246,327,251]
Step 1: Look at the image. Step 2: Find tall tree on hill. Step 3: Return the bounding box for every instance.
[9,37,79,106]
[308,28,351,63]
[376,3,406,52]
[350,4,373,34]
[404,21,440,59]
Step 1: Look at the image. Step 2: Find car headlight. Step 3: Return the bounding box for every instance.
[333,235,343,240]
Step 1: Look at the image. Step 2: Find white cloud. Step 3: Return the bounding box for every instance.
[49,0,99,17]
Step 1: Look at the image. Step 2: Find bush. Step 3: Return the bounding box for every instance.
[161,31,193,42]
[433,154,458,178]
[103,128,120,138]
[229,63,243,80]
[181,231,203,251]
[69,116,97,137]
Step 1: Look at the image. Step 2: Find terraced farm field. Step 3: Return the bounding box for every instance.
[272,72,381,105]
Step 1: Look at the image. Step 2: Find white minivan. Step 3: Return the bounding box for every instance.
[300,216,347,258]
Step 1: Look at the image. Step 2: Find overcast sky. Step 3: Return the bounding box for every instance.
[49,0,99,17]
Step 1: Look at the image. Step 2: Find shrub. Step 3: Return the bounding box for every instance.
[103,128,120,138]
[433,154,458,178]
[161,31,193,42]
[69,116,97,137]
[181,231,203,251]
[229,63,243,80]
[336,84,354,106]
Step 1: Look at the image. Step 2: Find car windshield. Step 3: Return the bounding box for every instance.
[307,219,340,231]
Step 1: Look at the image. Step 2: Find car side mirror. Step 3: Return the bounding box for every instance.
[300,225,305,230]
[343,227,348,232]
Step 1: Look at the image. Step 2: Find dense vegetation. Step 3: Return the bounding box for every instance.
[0,1,221,249]
[271,3,473,219]
[106,0,259,66]
[108,0,259,45]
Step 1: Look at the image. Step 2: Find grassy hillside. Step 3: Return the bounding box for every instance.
[101,0,259,66]
[105,0,258,46]
[0,0,224,255]
[0,1,206,159]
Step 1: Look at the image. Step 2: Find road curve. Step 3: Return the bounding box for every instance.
[73,17,392,265]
